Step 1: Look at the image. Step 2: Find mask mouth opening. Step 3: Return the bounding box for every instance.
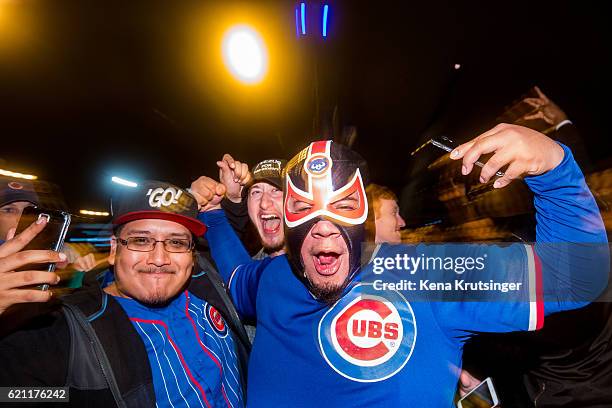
[312,251,342,276]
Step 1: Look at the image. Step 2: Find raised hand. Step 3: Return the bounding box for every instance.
[217,154,252,203]
[190,176,227,212]
[450,123,565,189]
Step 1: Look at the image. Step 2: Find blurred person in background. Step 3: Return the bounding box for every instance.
[0,178,39,243]
[365,183,406,244]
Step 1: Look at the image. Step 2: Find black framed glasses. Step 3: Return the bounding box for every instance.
[115,237,194,253]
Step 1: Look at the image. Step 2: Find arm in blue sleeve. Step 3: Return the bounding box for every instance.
[198,209,252,282]
[198,209,267,319]
[525,143,606,244]
[525,143,609,314]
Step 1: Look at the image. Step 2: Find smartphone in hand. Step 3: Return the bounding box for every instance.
[457,377,499,408]
[429,136,505,177]
[14,206,71,290]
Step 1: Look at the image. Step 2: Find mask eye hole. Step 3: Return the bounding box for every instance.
[330,191,360,212]
[287,196,313,214]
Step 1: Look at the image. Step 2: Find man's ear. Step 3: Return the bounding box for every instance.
[191,249,198,271]
[108,235,118,266]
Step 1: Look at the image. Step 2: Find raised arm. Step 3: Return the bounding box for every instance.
[191,173,265,319]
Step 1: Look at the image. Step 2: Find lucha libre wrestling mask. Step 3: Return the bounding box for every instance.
[284,140,369,293]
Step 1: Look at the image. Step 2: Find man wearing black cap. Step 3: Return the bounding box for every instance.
[218,155,286,259]
[0,177,39,244]
[0,181,246,408]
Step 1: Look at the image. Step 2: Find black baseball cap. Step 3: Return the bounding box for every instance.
[0,178,39,207]
[249,159,286,190]
[111,180,206,236]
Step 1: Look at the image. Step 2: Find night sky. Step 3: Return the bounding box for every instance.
[1,0,610,214]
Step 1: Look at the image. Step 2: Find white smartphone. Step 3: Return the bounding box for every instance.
[457,377,499,408]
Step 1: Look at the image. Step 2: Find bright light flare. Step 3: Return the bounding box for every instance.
[111,176,137,188]
[0,168,38,180]
[222,25,268,84]
[80,210,110,217]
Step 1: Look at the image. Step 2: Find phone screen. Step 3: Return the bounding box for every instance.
[14,207,71,288]
[457,377,499,408]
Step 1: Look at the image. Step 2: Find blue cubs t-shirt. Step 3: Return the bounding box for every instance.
[200,144,608,407]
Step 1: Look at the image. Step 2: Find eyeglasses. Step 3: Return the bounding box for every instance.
[115,237,194,253]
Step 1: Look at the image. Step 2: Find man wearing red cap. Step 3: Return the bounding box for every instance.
[0,181,246,408]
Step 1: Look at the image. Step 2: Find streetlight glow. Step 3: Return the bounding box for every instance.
[222,25,268,84]
[111,176,138,188]
[0,168,38,180]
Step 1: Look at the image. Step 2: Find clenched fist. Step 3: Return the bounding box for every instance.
[190,176,227,212]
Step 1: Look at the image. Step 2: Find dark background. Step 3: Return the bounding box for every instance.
[1,0,610,215]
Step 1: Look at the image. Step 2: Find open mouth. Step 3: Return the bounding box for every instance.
[313,251,342,276]
[260,213,282,234]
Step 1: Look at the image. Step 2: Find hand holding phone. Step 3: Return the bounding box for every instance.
[430,136,505,178]
[13,207,71,290]
[0,216,67,315]
[447,124,564,189]
[457,377,499,408]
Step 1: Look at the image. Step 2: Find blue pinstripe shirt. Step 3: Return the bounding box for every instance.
[115,291,244,408]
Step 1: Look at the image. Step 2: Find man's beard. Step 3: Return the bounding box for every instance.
[140,293,173,307]
[309,281,346,305]
[262,240,285,255]
[132,266,182,308]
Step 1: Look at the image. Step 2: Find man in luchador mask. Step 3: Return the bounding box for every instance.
[191,124,608,407]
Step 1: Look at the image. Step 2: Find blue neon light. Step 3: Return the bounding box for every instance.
[295,7,300,36]
[300,2,306,35]
[322,5,329,37]
[68,237,110,242]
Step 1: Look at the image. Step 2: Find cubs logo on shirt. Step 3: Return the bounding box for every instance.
[318,283,416,382]
[205,303,228,337]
